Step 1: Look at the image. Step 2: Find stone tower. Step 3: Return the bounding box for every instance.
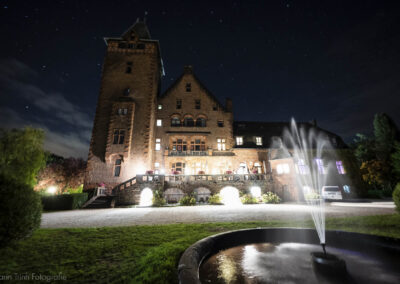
[84,19,163,190]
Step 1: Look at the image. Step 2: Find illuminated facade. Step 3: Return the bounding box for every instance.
[84,20,350,203]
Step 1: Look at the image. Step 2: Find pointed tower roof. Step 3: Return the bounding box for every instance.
[121,18,151,40]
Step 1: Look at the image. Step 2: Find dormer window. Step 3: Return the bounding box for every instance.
[130,32,136,41]
[186,83,191,92]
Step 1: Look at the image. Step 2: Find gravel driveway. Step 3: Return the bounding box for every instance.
[40,202,395,228]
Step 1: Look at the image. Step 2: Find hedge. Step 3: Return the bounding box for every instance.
[41,193,88,210]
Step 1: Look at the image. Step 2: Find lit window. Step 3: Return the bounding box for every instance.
[113,129,125,144]
[217,138,226,151]
[336,161,345,174]
[297,159,309,175]
[154,162,160,168]
[236,136,243,146]
[256,137,262,146]
[114,159,122,177]
[195,99,201,109]
[158,104,162,110]
[217,120,224,127]
[176,99,182,109]
[156,119,162,127]
[186,83,191,92]
[155,138,161,151]
[277,163,290,174]
[315,159,325,174]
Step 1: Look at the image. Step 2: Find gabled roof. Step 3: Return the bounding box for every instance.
[233,121,347,149]
[160,66,226,111]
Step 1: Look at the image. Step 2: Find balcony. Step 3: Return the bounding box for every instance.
[168,150,208,156]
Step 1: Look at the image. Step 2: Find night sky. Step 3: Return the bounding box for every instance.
[1,0,399,158]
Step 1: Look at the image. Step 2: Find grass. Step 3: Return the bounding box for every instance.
[0,214,399,283]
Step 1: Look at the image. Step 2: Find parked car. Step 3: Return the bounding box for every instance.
[321,186,343,200]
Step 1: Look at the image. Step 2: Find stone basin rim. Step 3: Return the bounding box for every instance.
[178,227,400,284]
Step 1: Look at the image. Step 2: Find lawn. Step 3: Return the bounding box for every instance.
[0,214,399,283]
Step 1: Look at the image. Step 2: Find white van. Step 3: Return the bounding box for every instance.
[321,186,343,200]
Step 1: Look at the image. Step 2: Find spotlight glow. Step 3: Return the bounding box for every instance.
[139,187,153,206]
[220,186,241,206]
[47,186,57,194]
[250,186,261,198]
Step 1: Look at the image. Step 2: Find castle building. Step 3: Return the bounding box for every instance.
[84,20,350,204]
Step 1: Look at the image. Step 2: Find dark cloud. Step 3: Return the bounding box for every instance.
[0,58,91,158]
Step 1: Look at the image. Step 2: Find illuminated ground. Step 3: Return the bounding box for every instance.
[41,201,395,228]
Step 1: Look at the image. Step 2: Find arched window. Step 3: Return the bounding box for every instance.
[171,117,181,127]
[184,117,194,127]
[196,118,206,127]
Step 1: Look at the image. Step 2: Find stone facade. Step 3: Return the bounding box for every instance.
[84,20,352,204]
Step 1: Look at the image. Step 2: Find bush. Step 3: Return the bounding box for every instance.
[366,189,383,199]
[0,175,42,248]
[152,191,166,207]
[393,183,400,213]
[240,194,258,204]
[179,195,196,206]
[262,192,281,204]
[304,192,321,200]
[41,193,88,210]
[208,194,221,205]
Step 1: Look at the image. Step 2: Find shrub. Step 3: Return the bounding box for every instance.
[0,174,42,248]
[179,195,196,206]
[262,192,281,204]
[240,194,258,204]
[152,191,166,207]
[208,194,221,205]
[366,189,383,199]
[393,183,400,213]
[41,193,88,210]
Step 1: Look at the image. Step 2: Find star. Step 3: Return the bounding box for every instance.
[25,105,29,110]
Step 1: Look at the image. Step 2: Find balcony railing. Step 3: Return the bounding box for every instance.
[168,150,208,156]
[163,174,271,182]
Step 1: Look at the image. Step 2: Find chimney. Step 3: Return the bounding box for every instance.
[225,98,233,112]
[183,65,193,74]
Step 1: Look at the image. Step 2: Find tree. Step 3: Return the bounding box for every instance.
[0,127,46,186]
[360,160,390,190]
[391,141,400,182]
[0,174,42,248]
[352,133,375,165]
[373,113,398,161]
[35,157,86,193]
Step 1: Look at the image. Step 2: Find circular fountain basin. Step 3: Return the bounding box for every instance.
[178,228,400,284]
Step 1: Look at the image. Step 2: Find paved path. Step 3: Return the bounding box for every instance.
[41,202,396,228]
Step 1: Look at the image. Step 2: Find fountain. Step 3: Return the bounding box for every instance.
[282,118,346,276]
[178,119,400,283]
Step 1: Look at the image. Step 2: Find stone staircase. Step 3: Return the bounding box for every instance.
[83,187,116,209]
